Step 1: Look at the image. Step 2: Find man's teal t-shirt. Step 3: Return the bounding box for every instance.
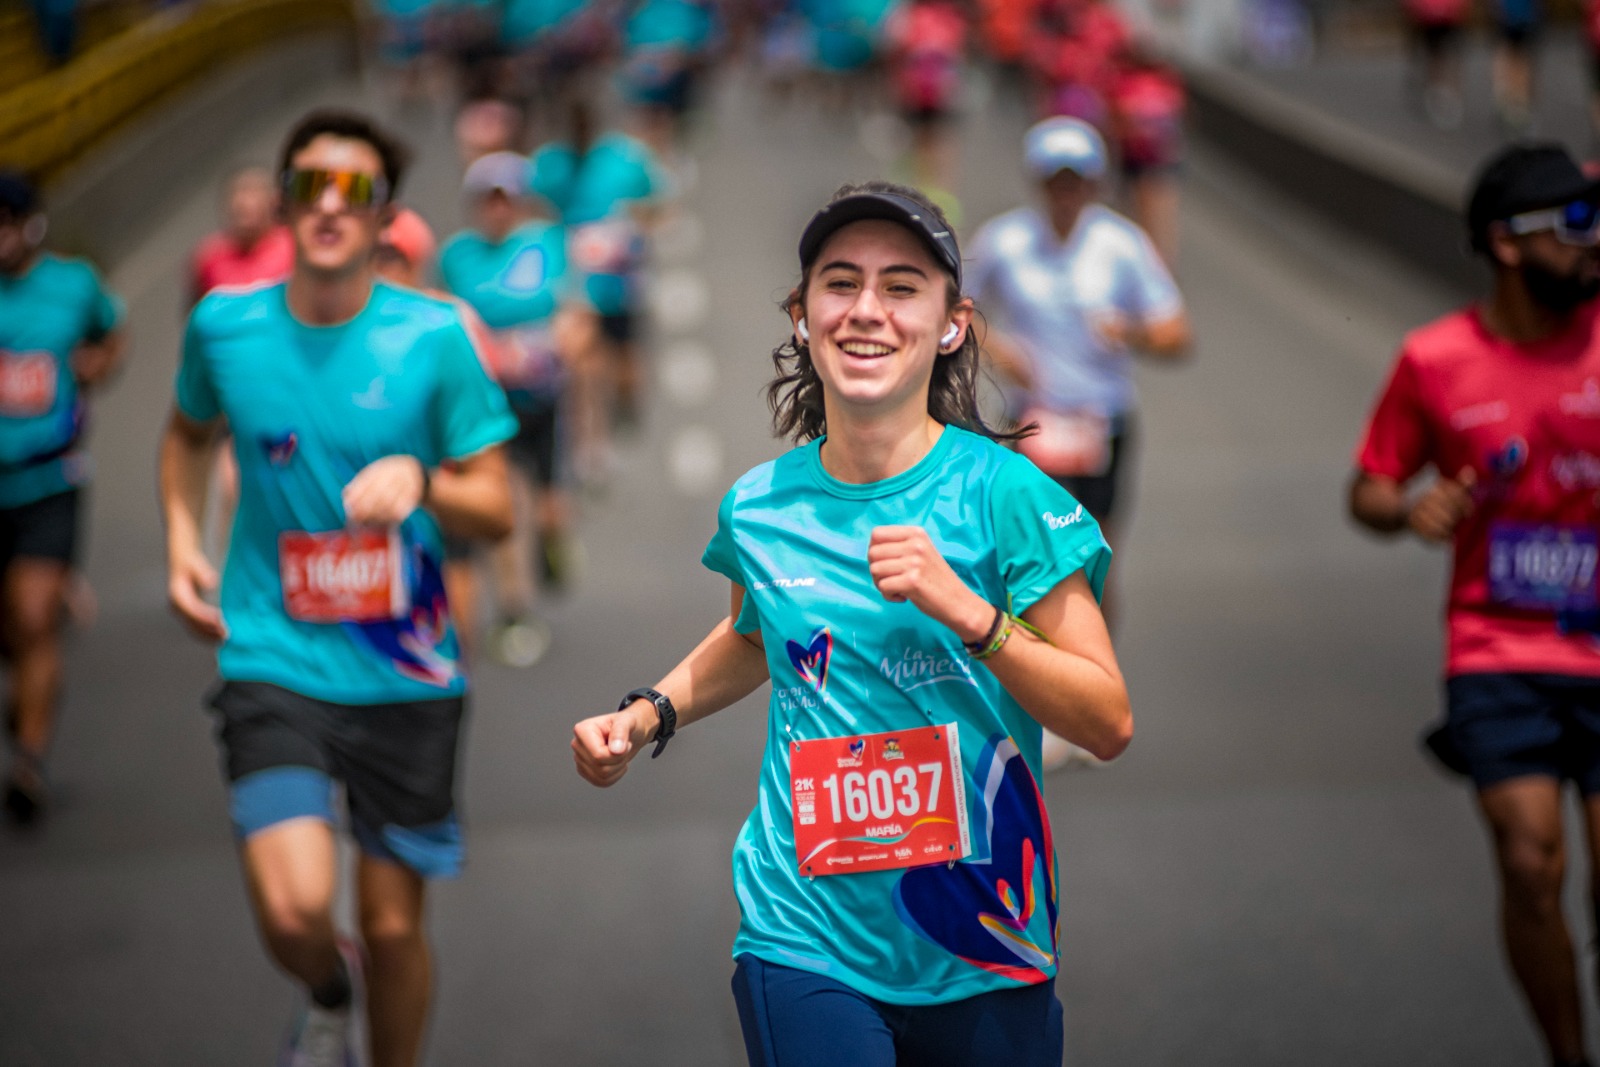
[0,253,123,507]
[702,425,1110,1004]
[175,281,517,705]
[437,220,571,407]
[530,134,663,317]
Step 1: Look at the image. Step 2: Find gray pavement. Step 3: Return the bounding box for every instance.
[0,53,1580,1066]
[1246,27,1595,176]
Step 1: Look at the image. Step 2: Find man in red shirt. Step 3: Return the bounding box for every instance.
[1351,143,1600,1067]
[187,165,293,306]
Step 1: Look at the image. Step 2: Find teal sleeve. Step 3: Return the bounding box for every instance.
[75,261,123,341]
[431,318,518,460]
[701,486,760,633]
[435,239,463,297]
[174,304,221,423]
[989,454,1111,614]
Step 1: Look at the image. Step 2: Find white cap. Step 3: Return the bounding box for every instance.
[1023,117,1107,181]
[462,151,531,197]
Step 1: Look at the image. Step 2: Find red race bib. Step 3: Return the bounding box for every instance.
[279,528,409,624]
[790,723,971,876]
[0,350,58,417]
[1017,407,1111,477]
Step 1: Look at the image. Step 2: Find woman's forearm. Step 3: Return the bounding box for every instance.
[627,617,770,739]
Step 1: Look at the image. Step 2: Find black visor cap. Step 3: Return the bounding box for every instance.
[1468,143,1600,249]
[797,192,962,290]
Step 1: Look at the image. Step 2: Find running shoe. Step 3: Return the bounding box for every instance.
[279,940,364,1067]
[3,749,48,825]
[492,616,552,668]
[539,534,585,596]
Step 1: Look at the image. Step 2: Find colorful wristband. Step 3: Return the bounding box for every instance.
[971,614,1014,660]
[963,606,1005,655]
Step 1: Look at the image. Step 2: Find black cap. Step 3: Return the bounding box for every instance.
[798,192,962,289]
[0,170,39,219]
[1467,143,1600,252]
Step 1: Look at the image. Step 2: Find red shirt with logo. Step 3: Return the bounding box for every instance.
[1356,303,1600,678]
[188,226,293,305]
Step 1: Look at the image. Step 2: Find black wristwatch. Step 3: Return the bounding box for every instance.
[619,686,677,758]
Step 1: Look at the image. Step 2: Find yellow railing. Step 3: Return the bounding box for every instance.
[0,0,358,180]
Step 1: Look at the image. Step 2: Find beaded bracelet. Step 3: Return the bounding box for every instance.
[970,612,1054,661]
[963,606,1005,656]
[971,614,1014,660]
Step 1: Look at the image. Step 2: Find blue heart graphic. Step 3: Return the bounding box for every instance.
[786,626,832,691]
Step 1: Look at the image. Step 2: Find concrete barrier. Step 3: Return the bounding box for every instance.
[1183,59,1483,294]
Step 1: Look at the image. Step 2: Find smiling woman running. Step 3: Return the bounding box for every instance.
[572,181,1131,1067]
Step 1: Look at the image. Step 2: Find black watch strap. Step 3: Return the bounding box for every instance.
[619,686,677,758]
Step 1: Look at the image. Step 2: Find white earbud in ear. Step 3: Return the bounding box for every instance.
[796,318,810,344]
[21,215,47,249]
[940,323,961,349]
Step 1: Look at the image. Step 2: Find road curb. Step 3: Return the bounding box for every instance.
[1183,59,1483,294]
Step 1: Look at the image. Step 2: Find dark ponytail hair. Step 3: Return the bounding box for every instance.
[767,180,1027,445]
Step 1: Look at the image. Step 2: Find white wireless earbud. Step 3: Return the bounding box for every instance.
[796,318,810,343]
[940,323,961,349]
[21,215,46,249]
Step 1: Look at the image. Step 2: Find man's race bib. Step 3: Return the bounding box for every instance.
[280,528,409,624]
[1018,407,1112,478]
[790,723,971,876]
[493,325,561,392]
[0,349,58,418]
[571,219,642,276]
[1488,523,1599,612]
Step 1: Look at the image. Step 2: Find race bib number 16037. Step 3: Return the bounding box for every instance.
[789,722,971,877]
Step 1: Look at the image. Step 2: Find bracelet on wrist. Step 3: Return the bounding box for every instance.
[416,457,432,505]
[970,612,1054,661]
[963,605,1006,655]
[971,614,1014,660]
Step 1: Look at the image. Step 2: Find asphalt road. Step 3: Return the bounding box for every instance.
[0,55,1573,1066]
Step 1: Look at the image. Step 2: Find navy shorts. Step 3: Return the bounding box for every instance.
[209,680,466,878]
[1432,673,1600,793]
[731,954,1064,1067]
[506,401,562,488]
[0,488,80,570]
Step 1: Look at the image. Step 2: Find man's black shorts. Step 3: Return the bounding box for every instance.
[209,680,467,878]
[1433,673,1600,793]
[0,488,80,571]
[506,402,562,488]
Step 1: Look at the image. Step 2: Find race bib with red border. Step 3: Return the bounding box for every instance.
[790,722,971,876]
[0,349,58,418]
[1017,407,1112,478]
[279,528,409,624]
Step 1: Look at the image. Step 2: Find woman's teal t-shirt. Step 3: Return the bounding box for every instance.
[702,424,1110,1005]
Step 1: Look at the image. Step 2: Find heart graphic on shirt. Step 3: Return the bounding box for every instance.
[260,431,298,467]
[786,626,832,693]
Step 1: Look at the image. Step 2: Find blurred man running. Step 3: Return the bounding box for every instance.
[188,165,293,307]
[0,170,125,823]
[969,118,1188,767]
[440,150,597,665]
[160,110,515,1067]
[1351,143,1600,1067]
